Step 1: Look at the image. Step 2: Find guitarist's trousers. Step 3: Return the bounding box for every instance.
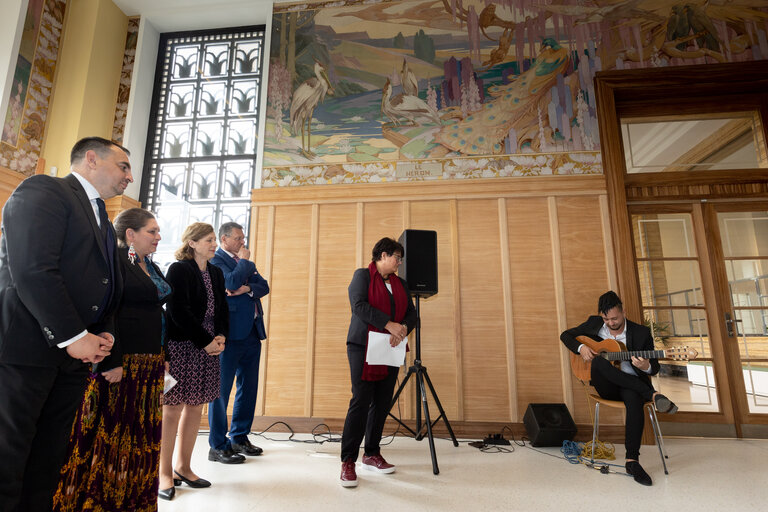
[590,357,655,460]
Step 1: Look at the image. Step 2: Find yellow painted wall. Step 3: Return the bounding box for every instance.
[41,0,127,176]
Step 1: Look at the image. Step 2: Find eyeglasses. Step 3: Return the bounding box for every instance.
[393,254,403,263]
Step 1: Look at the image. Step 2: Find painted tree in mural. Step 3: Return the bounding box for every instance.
[270,10,318,86]
[267,59,291,142]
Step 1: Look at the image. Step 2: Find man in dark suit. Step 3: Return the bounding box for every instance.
[0,137,131,511]
[561,290,677,486]
[208,222,269,463]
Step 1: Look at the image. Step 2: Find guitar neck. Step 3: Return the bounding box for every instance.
[603,349,666,361]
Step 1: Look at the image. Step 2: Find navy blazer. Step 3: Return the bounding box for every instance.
[166,259,229,349]
[0,174,122,366]
[560,315,659,386]
[210,248,269,341]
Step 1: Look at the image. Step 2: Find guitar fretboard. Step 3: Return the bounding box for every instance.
[601,350,666,361]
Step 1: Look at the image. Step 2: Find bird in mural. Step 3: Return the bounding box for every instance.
[685,3,720,52]
[401,58,418,97]
[666,5,691,50]
[381,77,440,127]
[434,38,569,156]
[289,60,334,157]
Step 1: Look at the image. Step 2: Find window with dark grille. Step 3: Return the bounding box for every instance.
[140,25,265,269]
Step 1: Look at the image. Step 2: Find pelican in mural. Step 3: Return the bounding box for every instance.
[434,38,568,155]
[289,60,334,157]
[381,77,440,127]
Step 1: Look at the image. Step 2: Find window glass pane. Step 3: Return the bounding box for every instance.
[718,212,768,257]
[637,260,704,307]
[744,362,768,414]
[142,27,265,270]
[645,309,717,412]
[632,213,696,258]
[622,112,767,173]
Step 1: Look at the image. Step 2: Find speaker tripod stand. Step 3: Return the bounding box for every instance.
[388,295,458,474]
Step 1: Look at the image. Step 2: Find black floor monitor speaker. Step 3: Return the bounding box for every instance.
[523,403,577,447]
[398,230,437,297]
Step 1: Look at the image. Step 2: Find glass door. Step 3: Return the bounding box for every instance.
[716,207,768,420]
[631,208,723,414]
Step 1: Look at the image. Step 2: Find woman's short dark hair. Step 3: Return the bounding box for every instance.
[113,208,155,248]
[598,291,623,315]
[371,237,404,262]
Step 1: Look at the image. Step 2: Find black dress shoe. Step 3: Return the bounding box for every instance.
[158,486,175,501]
[626,461,653,486]
[653,393,679,414]
[231,438,263,456]
[208,446,245,464]
[173,470,212,488]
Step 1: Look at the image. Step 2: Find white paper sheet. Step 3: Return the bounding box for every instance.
[164,371,178,393]
[365,331,407,367]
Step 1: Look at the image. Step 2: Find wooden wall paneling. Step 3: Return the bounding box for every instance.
[450,199,465,421]
[548,196,574,415]
[304,204,319,416]
[408,199,460,420]
[254,205,274,416]
[557,196,620,424]
[263,204,312,416]
[0,166,25,225]
[507,197,561,419]
[497,198,518,421]
[312,203,359,417]
[456,199,509,421]
[599,195,618,292]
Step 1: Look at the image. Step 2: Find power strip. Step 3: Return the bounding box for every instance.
[483,433,510,446]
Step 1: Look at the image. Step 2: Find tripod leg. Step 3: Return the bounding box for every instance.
[421,368,459,447]
[416,369,439,475]
[388,366,417,436]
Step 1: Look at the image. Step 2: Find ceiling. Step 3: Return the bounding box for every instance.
[111,0,300,31]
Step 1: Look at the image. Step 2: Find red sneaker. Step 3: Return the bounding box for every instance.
[340,460,358,487]
[361,454,395,474]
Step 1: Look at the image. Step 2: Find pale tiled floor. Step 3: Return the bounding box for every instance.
[157,432,767,512]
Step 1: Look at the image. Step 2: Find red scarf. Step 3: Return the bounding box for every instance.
[363,261,408,381]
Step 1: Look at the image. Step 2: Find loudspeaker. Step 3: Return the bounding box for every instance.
[398,229,437,298]
[523,403,577,447]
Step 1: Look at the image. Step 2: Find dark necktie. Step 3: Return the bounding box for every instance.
[233,255,240,263]
[95,198,115,319]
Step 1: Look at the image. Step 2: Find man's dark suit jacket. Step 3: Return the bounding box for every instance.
[346,268,417,347]
[0,174,122,367]
[166,258,229,349]
[210,248,269,341]
[100,247,173,371]
[560,315,659,386]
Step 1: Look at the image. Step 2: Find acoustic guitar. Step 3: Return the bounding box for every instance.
[570,335,698,382]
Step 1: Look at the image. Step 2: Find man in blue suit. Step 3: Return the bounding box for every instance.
[208,222,269,462]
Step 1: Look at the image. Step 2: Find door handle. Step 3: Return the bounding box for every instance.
[724,312,742,337]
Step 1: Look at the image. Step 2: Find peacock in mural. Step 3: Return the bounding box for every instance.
[434,38,569,155]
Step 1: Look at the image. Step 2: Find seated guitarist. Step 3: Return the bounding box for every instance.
[560,290,677,486]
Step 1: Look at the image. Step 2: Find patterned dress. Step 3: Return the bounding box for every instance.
[52,257,171,512]
[163,269,221,406]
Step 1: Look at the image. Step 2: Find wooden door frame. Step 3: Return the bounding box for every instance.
[595,61,768,435]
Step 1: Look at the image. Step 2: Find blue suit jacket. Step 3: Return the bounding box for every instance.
[210,248,269,341]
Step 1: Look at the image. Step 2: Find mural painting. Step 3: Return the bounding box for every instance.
[0,0,67,175]
[264,0,768,186]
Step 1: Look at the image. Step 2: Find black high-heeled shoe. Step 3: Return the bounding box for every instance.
[173,478,182,486]
[158,486,175,501]
[173,469,211,488]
